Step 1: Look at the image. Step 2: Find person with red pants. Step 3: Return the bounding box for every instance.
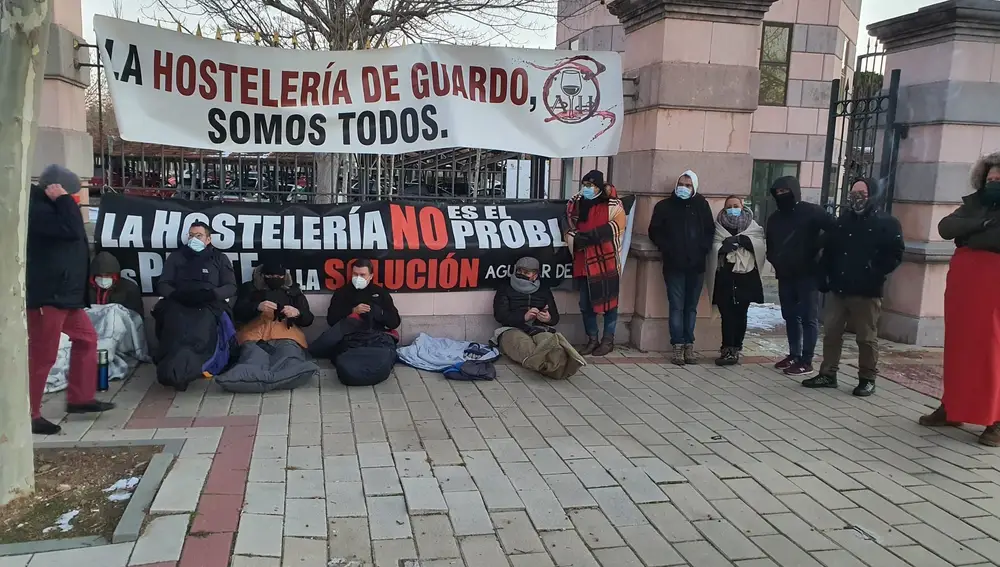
[27,165,115,435]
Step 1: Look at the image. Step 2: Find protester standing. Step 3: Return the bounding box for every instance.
[648,170,714,365]
[706,196,765,366]
[804,177,903,397]
[921,153,1000,446]
[765,176,835,376]
[566,169,627,357]
[27,165,115,435]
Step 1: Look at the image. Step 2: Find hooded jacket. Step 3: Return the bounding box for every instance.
[764,176,835,280]
[820,177,904,298]
[26,181,90,310]
[232,266,314,347]
[938,151,1000,253]
[89,252,145,316]
[648,170,715,274]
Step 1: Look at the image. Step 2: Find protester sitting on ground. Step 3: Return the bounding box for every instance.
[214,260,319,393]
[492,257,585,380]
[565,169,627,357]
[705,196,765,366]
[27,165,115,435]
[309,259,401,387]
[152,221,238,390]
[89,251,144,317]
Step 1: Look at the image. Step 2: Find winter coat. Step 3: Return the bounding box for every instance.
[820,186,904,298]
[706,221,766,307]
[156,245,238,303]
[233,266,315,348]
[492,282,560,330]
[326,283,401,331]
[648,185,714,274]
[764,176,836,280]
[26,186,90,310]
[939,193,1000,254]
[89,252,145,316]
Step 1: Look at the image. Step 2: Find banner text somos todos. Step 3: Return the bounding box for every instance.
[96,195,634,295]
[94,16,624,157]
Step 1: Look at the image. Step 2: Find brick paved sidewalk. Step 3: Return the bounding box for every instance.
[13,345,995,567]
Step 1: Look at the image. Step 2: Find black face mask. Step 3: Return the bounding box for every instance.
[983,181,1000,207]
[265,277,285,290]
[774,192,796,211]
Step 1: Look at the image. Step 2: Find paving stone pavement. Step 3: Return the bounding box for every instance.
[16,346,1000,567]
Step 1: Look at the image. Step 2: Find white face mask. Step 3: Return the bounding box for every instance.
[95,276,114,290]
[352,276,369,290]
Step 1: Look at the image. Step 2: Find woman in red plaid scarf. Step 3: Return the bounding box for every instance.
[565,170,627,356]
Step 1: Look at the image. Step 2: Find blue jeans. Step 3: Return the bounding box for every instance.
[666,272,704,345]
[579,284,618,339]
[778,276,820,364]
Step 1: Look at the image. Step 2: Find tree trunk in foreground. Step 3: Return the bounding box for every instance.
[0,0,53,506]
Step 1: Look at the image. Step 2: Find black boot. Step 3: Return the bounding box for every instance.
[578,337,600,356]
[853,379,876,397]
[801,375,838,389]
[32,417,62,435]
[715,347,738,366]
[592,335,615,357]
[66,400,116,414]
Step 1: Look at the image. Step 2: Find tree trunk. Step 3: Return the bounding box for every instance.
[0,0,53,506]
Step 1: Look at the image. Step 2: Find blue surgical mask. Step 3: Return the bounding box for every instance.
[726,207,742,217]
[581,186,597,200]
[675,186,692,200]
[187,238,206,253]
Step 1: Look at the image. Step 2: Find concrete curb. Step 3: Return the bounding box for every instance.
[0,438,185,556]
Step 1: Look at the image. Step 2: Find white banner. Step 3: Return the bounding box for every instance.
[93,16,624,158]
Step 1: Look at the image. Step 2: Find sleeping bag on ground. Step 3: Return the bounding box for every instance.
[311,317,398,387]
[154,303,237,391]
[215,339,319,393]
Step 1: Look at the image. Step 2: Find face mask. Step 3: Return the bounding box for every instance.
[725,207,742,217]
[983,181,1000,207]
[848,192,869,213]
[774,192,796,210]
[675,186,692,200]
[352,276,369,290]
[95,276,114,290]
[581,186,596,200]
[187,238,206,253]
[265,277,285,290]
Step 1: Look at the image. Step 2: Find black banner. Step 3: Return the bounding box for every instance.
[95,194,635,294]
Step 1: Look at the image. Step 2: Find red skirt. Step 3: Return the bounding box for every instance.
[942,247,1000,426]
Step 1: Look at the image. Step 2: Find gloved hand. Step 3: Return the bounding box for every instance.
[721,237,740,253]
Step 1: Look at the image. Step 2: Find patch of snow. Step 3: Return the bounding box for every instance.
[88,206,100,223]
[747,303,784,331]
[42,510,79,534]
[104,476,141,502]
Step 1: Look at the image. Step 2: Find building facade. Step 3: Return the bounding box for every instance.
[553,0,863,218]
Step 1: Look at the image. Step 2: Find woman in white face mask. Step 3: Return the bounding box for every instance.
[88,251,145,317]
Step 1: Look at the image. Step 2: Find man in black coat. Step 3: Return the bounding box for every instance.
[648,170,715,365]
[27,165,115,435]
[804,177,904,397]
[765,175,836,377]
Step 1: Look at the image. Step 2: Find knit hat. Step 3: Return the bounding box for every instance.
[261,259,286,276]
[582,169,605,188]
[38,164,82,195]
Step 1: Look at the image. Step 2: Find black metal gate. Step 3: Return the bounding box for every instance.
[820,41,904,214]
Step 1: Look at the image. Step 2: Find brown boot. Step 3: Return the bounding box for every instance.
[683,344,698,365]
[578,336,599,356]
[592,336,615,357]
[979,423,1000,447]
[918,405,961,427]
[671,345,685,366]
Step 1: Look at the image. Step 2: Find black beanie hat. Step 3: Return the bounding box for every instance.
[261,259,285,276]
[38,164,82,195]
[582,169,605,188]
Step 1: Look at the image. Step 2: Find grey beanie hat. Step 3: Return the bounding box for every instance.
[515,257,540,271]
[38,164,82,195]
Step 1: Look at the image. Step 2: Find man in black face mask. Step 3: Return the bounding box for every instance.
[804,177,904,397]
[232,259,314,345]
[765,176,835,378]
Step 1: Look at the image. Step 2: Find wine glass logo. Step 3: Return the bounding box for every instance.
[560,70,583,117]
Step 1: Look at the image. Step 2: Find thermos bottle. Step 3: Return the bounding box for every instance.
[97,349,110,392]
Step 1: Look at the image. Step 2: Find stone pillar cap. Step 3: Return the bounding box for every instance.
[868,0,1000,51]
[608,0,778,32]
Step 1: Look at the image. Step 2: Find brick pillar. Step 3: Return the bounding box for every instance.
[34,0,93,212]
[870,0,1000,346]
[607,0,777,350]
